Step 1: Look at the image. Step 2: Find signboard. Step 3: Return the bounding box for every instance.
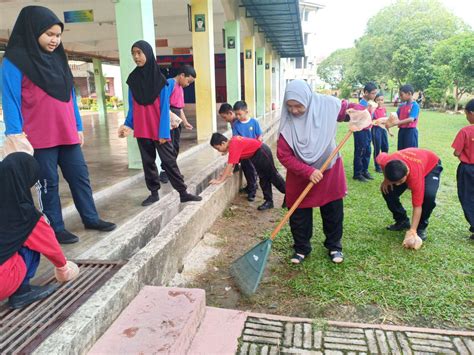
[64,10,94,23]
[227,36,236,49]
[265,63,270,70]
[257,58,263,65]
[245,50,252,59]
[194,14,206,32]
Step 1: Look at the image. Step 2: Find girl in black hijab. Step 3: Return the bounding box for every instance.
[0,153,79,309]
[2,6,116,244]
[118,40,201,206]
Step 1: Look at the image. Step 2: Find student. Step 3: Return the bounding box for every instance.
[218,103,237,126]
[2,6,116,244]
[372,93,390,173]
[452,98,474,240]
[160,65,196,183]
[231,100,261,201]
[353,82,377,182]
[1,153,79,309]
[209,133,285,211]
[376,148,442,241]
[387,84,420,150]
[117,40,201,206]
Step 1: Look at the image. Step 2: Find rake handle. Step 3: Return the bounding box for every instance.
[270,130,354,241]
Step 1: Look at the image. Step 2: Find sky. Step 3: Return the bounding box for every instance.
[312,0,474,58]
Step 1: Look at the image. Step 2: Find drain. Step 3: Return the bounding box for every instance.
[0,261,124,354]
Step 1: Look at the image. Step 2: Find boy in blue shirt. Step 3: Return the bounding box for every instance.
[232,100,262,202]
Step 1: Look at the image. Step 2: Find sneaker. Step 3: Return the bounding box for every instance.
[386,220,411,231]
[329,251,344,264]
[141,193,159,206]
[353,175,368,182]
[247,194,255,202]
[417,229,427,241]
[362,171,374,180]
[9,284,59,309]
[159,171,169,183]
[55,230,79,244]
[257,200,274,211]
[84,219,117,232]
[180,192,202,203]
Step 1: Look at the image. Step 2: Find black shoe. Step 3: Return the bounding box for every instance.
[159,171,169,183]
[417,229,427,241]
[239,185,250,194]
[375,167,383,173]
[84,219,117,232]
[247,194,255,202]
[386,220,410,231]
[257,200,274,211]
[353,175,368,182]
[362,171,374,180]
[8,284,59,309]
[56,230,79,244]
[141,193,159,206]
[180,192,202,203]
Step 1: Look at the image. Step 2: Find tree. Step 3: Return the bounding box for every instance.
[317,48,356,90]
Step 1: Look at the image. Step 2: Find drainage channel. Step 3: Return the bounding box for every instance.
[0,261,124,354]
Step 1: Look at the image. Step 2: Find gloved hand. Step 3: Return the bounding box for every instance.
[402,230,423,250]
[4,133,34,156]
[118,125,132,138]
[54,261,80,282]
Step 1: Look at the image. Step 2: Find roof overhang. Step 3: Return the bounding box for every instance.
[240,0,305,58]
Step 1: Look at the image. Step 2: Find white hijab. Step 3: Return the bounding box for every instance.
[279,80,341,169]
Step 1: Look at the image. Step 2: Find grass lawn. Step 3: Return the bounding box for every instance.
[270,109,473,329]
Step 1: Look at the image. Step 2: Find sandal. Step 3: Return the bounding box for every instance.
[329,251,344,264]
[291,253,305,264]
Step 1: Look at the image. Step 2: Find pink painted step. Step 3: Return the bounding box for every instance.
[88,286,206,355]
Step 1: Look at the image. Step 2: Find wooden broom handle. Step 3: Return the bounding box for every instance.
[270,130,354,241]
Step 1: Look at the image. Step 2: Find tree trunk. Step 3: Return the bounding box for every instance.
[454,86,459,112]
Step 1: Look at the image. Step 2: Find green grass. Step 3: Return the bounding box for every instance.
[271,110,474,328]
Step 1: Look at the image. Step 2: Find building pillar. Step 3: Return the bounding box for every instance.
[265,50,273,114]
[92,58,107,123]
[115,0,156,169]
[224,20,241,106]
[191,0,217,142]
[255,47,265,118]
[243,36,256,117]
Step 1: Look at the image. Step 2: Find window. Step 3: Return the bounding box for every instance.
[304,56,308,69]
[295,57,303,69]
[304,33,309,46]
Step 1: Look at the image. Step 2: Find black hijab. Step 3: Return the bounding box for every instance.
[4,6,74,102]
[126,40,167,105]
[0,153,43,265]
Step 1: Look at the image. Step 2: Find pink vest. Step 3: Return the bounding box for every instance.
[132,97,161,140]
[21,77,79,149]
[398,103,418,128]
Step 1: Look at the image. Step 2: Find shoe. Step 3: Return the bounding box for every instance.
[159,171,169,183]
[290,253,305,264]
[56,230,79,244]
[281,198,287,209]
[329,251,344,264]
[247,194,255,202]
[257,200,274,211]
[141,193,159,206]
[417,229,427,241]
[353,175,368,182]
[239,185,250,194]
[180,192,202,203]
[9,284,59,309]
[84,219,117,232]
[375,168,383,173]
[362,171,374,180]
[386,220,410,231]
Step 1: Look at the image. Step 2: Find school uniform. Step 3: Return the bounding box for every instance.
[167,78,185,154]
[353,99,372,178]
[376,148,442,234]
[452,125,474,233]
[232,118,262,198]
[227,136,285,203]
[372,106,389,171]
[397,100,420,150]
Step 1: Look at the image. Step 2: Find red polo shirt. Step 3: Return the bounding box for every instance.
[228,136,262,164]
[452,125,474,164]
[376,148,439,207]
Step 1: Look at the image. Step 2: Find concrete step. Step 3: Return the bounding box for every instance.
[88,286,206,355]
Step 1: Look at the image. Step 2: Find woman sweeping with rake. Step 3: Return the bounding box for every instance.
[277,80,367,264]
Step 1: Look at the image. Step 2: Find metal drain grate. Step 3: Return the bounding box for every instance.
[0,260,124,354]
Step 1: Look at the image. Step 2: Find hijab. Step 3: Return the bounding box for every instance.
[126,40,167,105]
[4,6,74,103]
[279,80,342,170]
[0,153,43,265]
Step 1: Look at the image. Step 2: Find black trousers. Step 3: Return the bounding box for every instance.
[383,161,442,231]
[250,144,286,202]
[457,162,474,233]
[170,107,182,155]
[137,138,187,194]
[353,129,372,177]
[372,126,389,171]
[240,159,257,195]
[289,199,344,255]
